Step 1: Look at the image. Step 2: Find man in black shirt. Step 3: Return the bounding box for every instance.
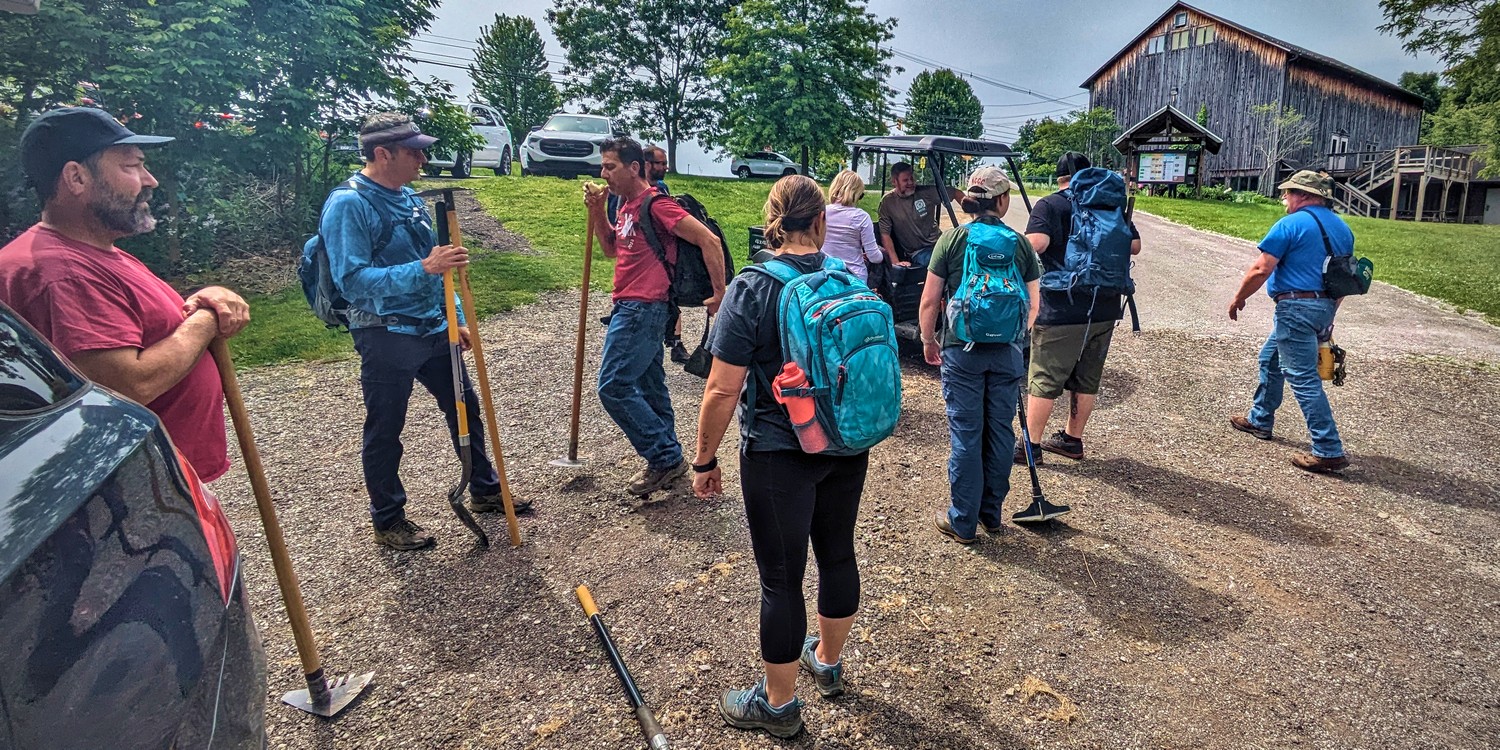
[1018,152,1141,462]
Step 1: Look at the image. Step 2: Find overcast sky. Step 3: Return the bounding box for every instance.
[406,0,1441,175]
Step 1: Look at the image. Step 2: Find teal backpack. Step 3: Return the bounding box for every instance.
[744,256,902,455]
[944,221,1030,348]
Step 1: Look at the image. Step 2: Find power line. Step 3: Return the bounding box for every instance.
[886,46,1084,107]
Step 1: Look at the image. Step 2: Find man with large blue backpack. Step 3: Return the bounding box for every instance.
[1018,152,1141,465]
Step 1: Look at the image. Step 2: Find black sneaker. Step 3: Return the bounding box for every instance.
[1013,441,1043,465]
[669,341,691,364]
[719,679,803,738]
[1040,430,1084,460]
[599,314,613,327]
[373,519,435,551]
[627,460,689,496]
[469,492,534,515]
[799,635,845,698]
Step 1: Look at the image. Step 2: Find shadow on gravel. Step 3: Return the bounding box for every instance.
[1093,368,1141,411]
[1076,457,1337,547]
[981,527,1248,644]
[1344,454,1499,513]
[839,692,1032,750]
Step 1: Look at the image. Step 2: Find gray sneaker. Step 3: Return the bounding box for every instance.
[719,679,803,738]
[627,460,689,496]
[373,519,435,551]
[799,635,845,698]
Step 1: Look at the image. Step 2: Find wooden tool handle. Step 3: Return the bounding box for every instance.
[576,585,599,617]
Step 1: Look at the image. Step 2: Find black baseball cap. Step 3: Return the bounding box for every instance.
[20,107,173,191]
[1056,151,1091,178]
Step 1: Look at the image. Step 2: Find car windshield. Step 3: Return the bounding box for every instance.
[543,115,610,134]
[0,308,86,413]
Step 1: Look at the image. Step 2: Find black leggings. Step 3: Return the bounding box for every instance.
[740,449,868,664]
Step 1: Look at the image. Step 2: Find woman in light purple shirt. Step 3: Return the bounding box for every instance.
[821,170,883,282]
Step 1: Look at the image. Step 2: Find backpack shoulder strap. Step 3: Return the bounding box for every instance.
[636,191,672,268]
[742,257,805,285]
[1299,207,1336,258]
[342,178,399,255]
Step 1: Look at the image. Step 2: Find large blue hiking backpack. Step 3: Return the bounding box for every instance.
[944,221,1030,347]
[299,179,418,330]
[745,256,902,455]
[1041,167,1134,295]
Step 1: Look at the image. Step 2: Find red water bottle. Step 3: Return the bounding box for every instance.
[773,362,829,453]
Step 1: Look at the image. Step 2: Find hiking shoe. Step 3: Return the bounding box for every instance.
[719,679,803,738]
[799,636,845,698]
[373,519,435,551]
[934,512,977,544]
[1230,415,1272,440]
[1040,430,1084,460]
[469,492,533,515]
[627,460,689,496]
[669,341,692,364]
[1013,441,1043,466]
[1291,452,1349,474]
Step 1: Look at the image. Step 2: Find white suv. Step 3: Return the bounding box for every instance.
[426,103,515,178]
[520,113,620,178]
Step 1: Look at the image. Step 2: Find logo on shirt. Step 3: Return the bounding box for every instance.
[914,198,929,217]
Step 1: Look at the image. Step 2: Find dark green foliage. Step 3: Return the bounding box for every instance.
[470,14,562,143]
[1016,108,1122,180]
[902,69,982,179]
[1381,1,1500,174]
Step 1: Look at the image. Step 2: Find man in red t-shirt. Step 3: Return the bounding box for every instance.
[583,136,726,496]
[0,107,249,482]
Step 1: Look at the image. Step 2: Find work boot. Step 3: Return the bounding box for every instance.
[933,511,977,544]
[627,460,689,496]
[719,679,803,738]
[1229,415,1272,440]
[373,519,435,551]
[1013,441,1043,466]
[469,492,533,515]
[1291,452,1349,474]
[799,635,845,698]
[669,340,692,364]
[1040,430,1084,460]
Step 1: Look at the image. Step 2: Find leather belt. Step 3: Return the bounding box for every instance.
[1273,290,1328,302]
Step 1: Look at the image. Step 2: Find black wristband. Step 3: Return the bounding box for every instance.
[692,456,718,473]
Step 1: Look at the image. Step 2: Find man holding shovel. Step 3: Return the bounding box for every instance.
[323,111,528,552]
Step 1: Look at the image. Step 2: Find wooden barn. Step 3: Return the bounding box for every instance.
[1080,2,1486,221]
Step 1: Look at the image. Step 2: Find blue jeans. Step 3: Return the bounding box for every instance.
[597,301,682,469]
[351,327,501,531]
[940,343,1025,538]
[1246,298,1345,458]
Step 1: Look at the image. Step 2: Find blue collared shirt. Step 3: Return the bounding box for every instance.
[1258,205,1355,297]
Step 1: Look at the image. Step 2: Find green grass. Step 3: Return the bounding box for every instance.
[230,173,785,367]
[1135,195,1500,325]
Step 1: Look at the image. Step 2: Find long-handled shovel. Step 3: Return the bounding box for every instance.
[435,196,488,548]
[551,209,595,469]
[432,191,523,548]
[209,339,373,717]
[1014,346,1070,524]
[576,585,669,750]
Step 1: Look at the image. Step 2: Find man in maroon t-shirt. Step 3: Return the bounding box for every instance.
[0,107,249,482]
[583,136,726,496]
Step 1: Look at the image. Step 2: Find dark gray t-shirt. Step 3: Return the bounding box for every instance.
[708,251,827,453]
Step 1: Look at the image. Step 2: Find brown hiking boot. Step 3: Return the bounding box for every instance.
[1230,415,1272,441]
[933,511,977,544]
[1291,452,1349,474]
[373,519,435,551]
[628,460,689,496]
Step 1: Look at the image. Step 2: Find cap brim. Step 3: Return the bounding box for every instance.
[115,134,175,147]
[388,134,438,149]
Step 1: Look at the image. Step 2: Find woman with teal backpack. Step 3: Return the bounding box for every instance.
[692,175,896,739]
[918,166,1043,543]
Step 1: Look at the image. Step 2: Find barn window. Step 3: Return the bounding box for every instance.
[1146,35,1165,55]
[1329,133,1349,154]
[1173,11,1189,28]
[1195,25,1216,45]
[1170,30,1191,50]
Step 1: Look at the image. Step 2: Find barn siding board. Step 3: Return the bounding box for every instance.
[1284,64,1422,168]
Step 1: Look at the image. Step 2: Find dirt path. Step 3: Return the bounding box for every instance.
[217,204,1499,749]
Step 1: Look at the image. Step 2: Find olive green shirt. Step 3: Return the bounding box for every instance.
[877,186,944,258]
[927,215,1041,347]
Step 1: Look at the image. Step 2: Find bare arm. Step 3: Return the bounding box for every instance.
[918,270,945,366]
[1026,232,1051,254]
[583,185,616,257]
[1027,279,1040,330]
[69,308,220,405]
[692,359,748,498]
[673,215,726,313]
[1229,252,1279,320]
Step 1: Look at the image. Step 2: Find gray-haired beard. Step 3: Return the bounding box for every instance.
[90,186,157,236]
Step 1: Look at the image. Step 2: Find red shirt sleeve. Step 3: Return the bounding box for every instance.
[650,195,689,238]
[28,277,147,357]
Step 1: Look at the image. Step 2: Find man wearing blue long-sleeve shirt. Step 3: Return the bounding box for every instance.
[324,111,528,551]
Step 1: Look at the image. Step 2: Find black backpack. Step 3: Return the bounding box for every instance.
[637,192,735,307]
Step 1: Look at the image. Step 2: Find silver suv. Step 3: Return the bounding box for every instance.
[520,113,621,178]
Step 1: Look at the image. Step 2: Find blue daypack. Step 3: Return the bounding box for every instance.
[945,221,1030,347]
[744,256,902,456]
[1042,167,1134,295]
[299,179,414,330]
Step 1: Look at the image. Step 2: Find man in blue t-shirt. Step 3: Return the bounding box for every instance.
[1227,170,1353,473]
[323,112,529,551]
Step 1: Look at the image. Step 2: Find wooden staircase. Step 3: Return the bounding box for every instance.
[1328,146,1475,221]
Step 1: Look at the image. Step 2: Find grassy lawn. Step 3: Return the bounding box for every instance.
[1135,195,1500,325]
[230,172,788,367]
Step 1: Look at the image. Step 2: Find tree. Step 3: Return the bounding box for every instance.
[710,0,896,174]
[470,14,561,144]
[1381,1,1499,174]
[1400,70,1445,113]
[903,69,982,178]
[1013,108,1123,180]
[548,0,733,171]
[1249,104,1314,195]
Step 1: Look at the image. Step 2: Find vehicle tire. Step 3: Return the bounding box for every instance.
[736,166,751,178]
[451,151,472,179]
[521,165,532,176]
[423,165,443,177]
[495,148,512,176]
[782,167,796,176]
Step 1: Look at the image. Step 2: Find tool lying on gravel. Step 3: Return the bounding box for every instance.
[552,208,596,469]
[426,188,523,547]
[576,585,669,750]
[433,193,489,547]
[210,339,374,717]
